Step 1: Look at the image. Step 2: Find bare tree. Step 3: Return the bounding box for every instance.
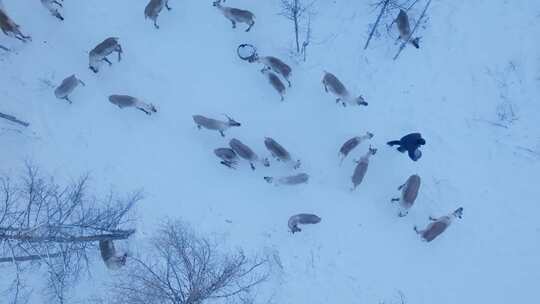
[0,164,141,303]
[280,0,315,55]
[487,61,520,126]
[109,220,269,304]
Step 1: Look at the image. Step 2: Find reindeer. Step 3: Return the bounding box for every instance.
[214,147,238,169]
[257,56,292,87]
[262,69,286,101]
[264,137,300,169]
[391,174,421,217]
[288,213,321,234]
[99,240,127,270]
[229,138,268,170]
[415,207,463,242]
[264,173,309,186]
[322,71,367,107]
[193,114,241,137]
[41,0,64,21]
[145,0,171,29]
[213,0,255,32]
[54,74,85,103]
[351,146,377,191]
[0,8,31,42]
[396,9,420,49]
[89,37,123,73]
[339,132,374,164]
[108,95,157,115]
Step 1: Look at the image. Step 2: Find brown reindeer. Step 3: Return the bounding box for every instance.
[144,0,171,29]
[339,132,374,164]
[264,137,301,169]
[229,138,269,170]
[54,74,85,103]
[89,37,123,73]
[392,174,421,217]
[414,207,463,242]
[258,56,292,87]
[288,213,321,233]
[0,8,31,42]
[351,146,377,191]
[99,240,127,270]
[262,68,286,101]
[396,9,420,48]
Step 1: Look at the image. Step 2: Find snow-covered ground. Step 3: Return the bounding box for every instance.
[1,0,539,303]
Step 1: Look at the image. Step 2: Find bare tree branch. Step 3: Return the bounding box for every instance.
[0,164,141,303]
[0,251,62,263]
[364,0,391,50]
[280,0,316,54]
[301,15,312,61]
[109,220,269,304]
[0,112,29,127]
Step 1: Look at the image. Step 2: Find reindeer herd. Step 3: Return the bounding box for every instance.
[0,0,463,270]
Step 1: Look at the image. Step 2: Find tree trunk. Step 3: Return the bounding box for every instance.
[0,229,135,243]
[0,112,30,127]
[294,14,300,52]
[364,0,390,50]
[0,252,62,263]
[294,0,300,53]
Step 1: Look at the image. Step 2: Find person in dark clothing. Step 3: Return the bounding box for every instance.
[387,133,426,161]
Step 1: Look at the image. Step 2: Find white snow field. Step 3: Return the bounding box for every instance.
[1,0,540,303]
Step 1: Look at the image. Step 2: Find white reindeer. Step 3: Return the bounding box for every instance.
[264,173,309,186]
[322,71,367,107]
[144,0,171,29]
[193,114,241,137]
[108,95,157,115]
[213,0,255,32]
[41,0,64,21]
